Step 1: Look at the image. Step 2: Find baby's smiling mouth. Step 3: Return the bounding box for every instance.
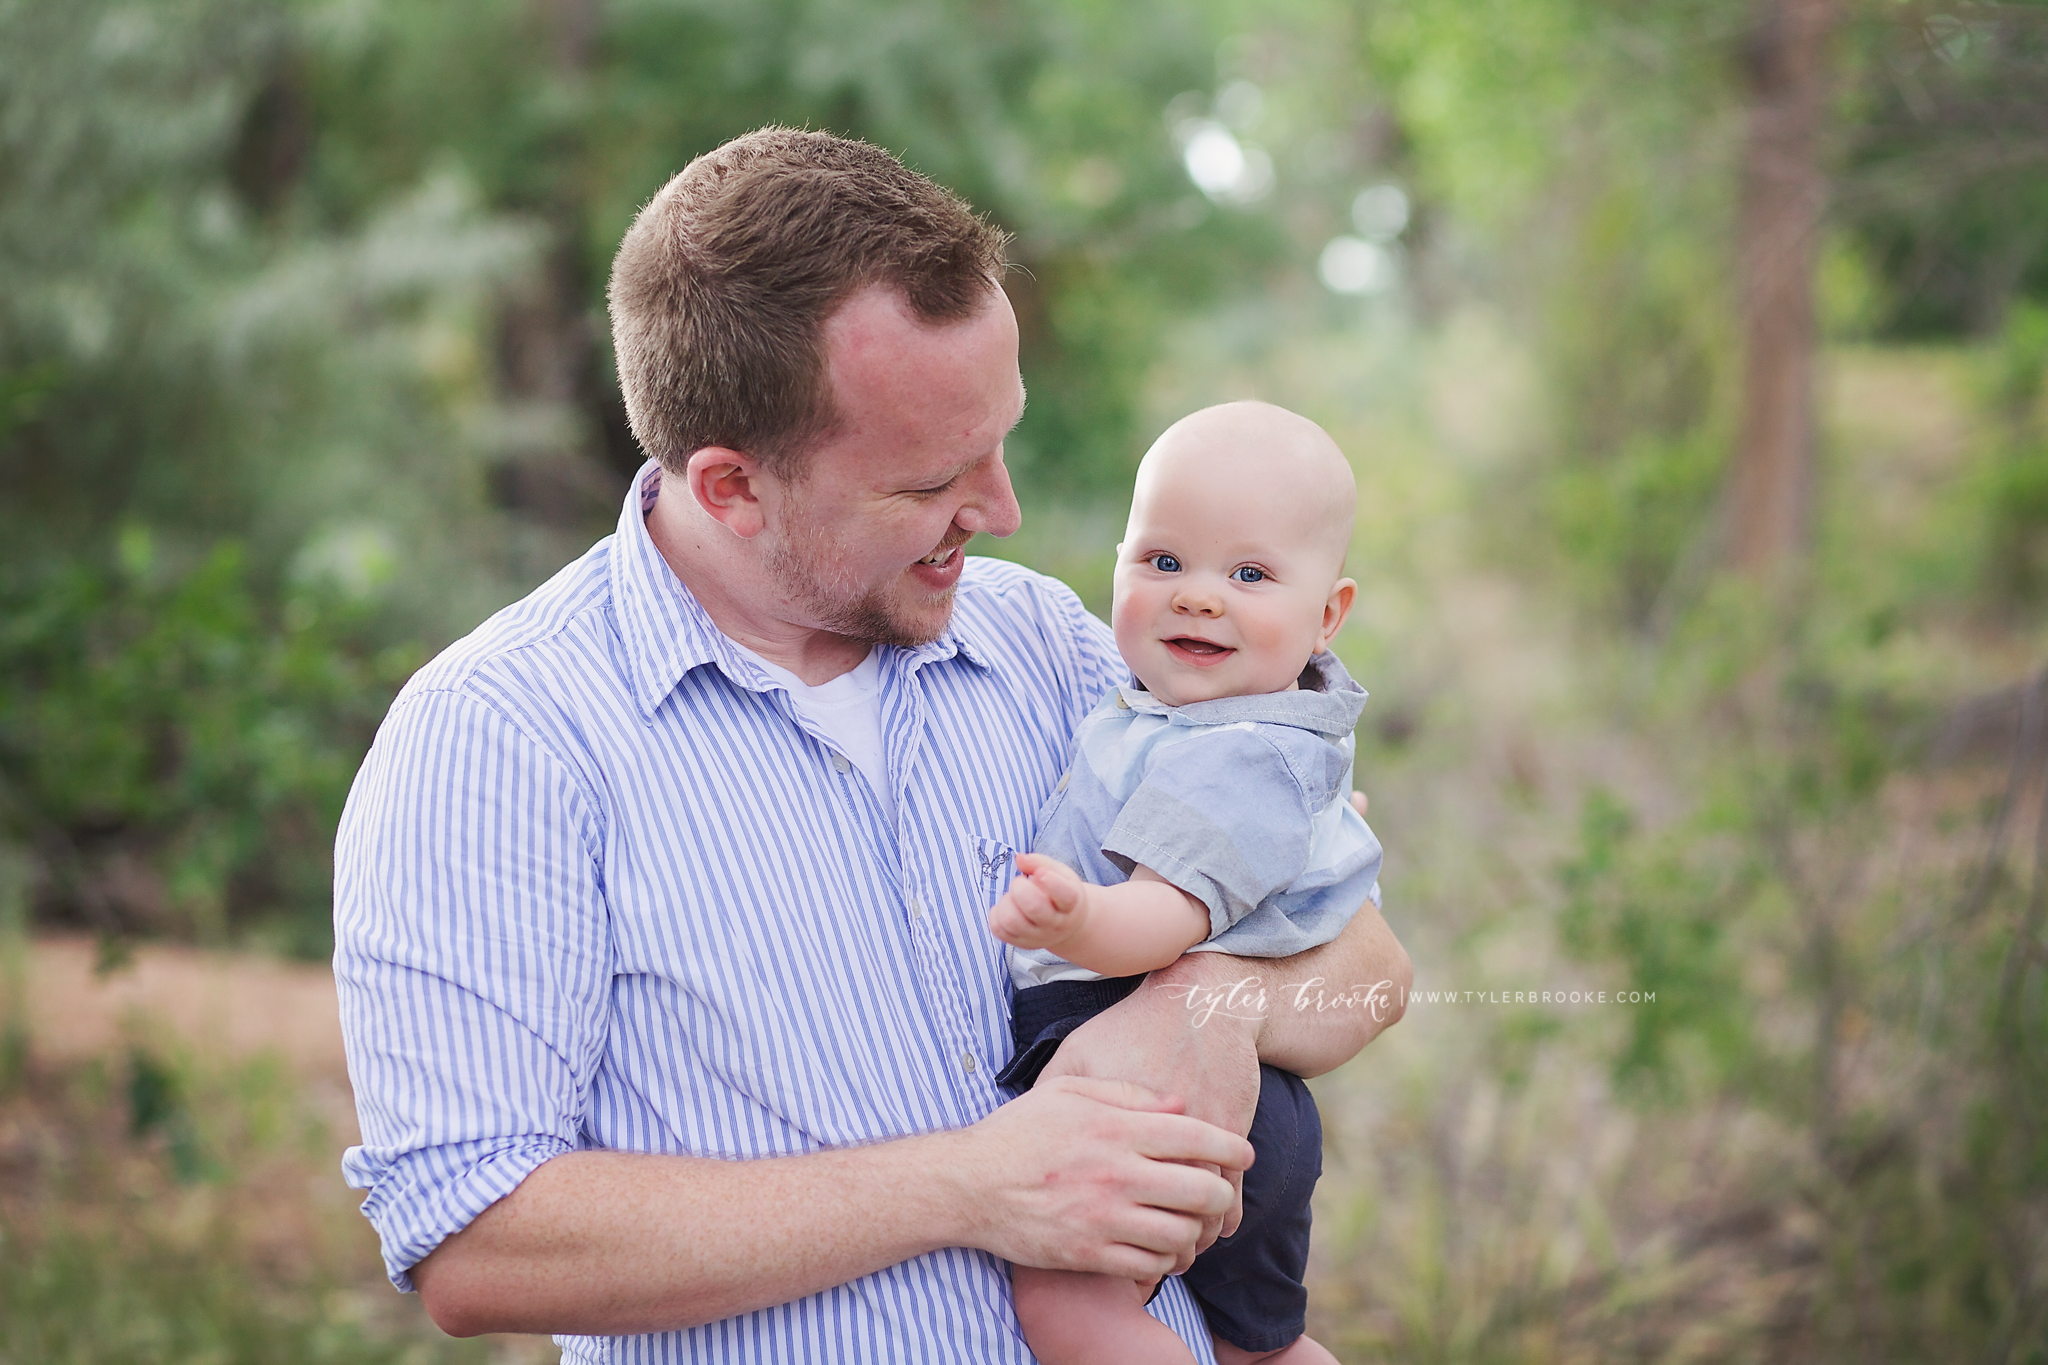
[1164,636,1233,662]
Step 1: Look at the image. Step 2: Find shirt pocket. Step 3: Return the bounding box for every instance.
[971,835,1016,903]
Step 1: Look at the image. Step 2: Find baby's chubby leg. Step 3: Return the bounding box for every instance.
[1011,1265,1199,1365]
[1211,1334,1340,1364]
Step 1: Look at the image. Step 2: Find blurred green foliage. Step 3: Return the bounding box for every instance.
[0,530,415,954]
[2,1230,460,1365]
[1985,303,2048,605]
[0,1040,498,1364]
[1543,583,2048,1356]
[1361,0,2048,623]
[5,0,2048,1356]
[7,0,2043,953]
[0,0,1318,953]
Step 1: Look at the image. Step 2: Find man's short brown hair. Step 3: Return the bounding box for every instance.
[608,127,1012,478]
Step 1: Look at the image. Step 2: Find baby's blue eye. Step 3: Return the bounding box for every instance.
[1230,566,1266,583]
[1149,553,1182,573]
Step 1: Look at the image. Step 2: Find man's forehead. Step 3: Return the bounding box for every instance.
[810,284,1024,485]
[822,282,1012,371]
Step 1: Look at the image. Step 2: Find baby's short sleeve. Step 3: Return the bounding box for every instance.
[1099,721,1348,942]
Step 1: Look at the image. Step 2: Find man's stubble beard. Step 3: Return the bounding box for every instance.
[765,507,962,650]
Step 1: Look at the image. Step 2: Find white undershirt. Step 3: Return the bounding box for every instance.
[732,643,893,824]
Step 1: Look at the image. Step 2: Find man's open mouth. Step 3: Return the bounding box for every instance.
[918,546,960,567]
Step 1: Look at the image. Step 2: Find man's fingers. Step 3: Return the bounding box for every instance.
[1350,789,1369,818]
[1034,1073,1179,1114]
[1034,1076,1249,1180]
[1097,1245,1179,1282]
[1105,1200,1224,1256]
[1220,1167,1244,1239]
[1105,1107,1253,1174]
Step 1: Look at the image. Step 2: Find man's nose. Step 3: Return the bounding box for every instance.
[954,451,1023,539]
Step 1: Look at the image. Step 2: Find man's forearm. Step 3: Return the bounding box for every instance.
[409,1077,1252,1337]
[1169,897,1412,1078]
[412,1139,958,1337]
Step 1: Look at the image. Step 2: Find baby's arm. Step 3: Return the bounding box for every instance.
[988,854,1210,978]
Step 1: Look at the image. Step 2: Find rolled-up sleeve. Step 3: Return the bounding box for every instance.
[334,686,611,1290]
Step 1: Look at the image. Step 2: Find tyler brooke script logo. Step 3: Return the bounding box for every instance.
[1156,976,1398,1027]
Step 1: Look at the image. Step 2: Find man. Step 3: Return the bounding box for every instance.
[335,127,1409,1363]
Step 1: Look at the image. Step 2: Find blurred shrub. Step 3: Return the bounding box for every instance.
[0,530,414,956]
[1844,3,2048,340]
[0,1038,496,1364]
[1361,1,2048,625]
[1983,302,2048,608]
[1558,786,1754,1100]
[1,1228,417,1365]
[1554,595,2048,1359]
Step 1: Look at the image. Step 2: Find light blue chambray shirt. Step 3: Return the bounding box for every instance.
[1010,651,1383,989]
[334,464,1220,1364]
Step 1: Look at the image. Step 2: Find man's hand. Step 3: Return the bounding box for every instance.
[1039,842,1411,1259]
[947,1075,1252,1282]
[1039,956,1263,1259]
[988,852,1089,952]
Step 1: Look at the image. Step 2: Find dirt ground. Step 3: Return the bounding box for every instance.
[20,935,350,1083]
[4,935,560,1362]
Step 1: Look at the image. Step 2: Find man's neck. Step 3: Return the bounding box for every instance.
[644,472,873,686]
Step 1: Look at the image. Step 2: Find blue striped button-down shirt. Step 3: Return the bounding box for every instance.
[335,465,1220,1363]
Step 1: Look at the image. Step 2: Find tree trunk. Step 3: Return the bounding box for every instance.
[1727,0,1839,573]
[489,0,640,532]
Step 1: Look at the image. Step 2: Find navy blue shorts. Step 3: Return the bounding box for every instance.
[997,977,1322,1354]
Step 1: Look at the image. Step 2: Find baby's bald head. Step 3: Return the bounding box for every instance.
[1130,401,1356,579]
[1114,401,1361,703]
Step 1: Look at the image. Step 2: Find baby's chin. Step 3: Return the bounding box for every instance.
[1137,672,1305,708]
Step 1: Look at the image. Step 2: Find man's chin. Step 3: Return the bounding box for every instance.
[822,587,956,650]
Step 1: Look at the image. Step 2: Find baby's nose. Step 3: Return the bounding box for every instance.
[1173,589,1223,617]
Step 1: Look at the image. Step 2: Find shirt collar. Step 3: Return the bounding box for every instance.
[1115,649,1368,738]
[607,461,989,720]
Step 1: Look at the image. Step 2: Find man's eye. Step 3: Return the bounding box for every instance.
[1230,566,1266,583]
[1149,553,1182,573]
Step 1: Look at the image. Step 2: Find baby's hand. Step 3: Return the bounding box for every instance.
[987,853,1089,952]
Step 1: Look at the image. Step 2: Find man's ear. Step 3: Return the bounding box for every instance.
[1314,578,1357,653]
[686,447,769,539]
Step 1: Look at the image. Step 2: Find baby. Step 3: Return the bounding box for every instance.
[989,401,1382,1365]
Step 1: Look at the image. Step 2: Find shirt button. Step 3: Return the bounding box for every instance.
[909,897,924,920]
[831,753,851,774]
[960,1053,977,1074]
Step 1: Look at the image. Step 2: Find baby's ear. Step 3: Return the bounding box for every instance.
[1318,577,1358,649]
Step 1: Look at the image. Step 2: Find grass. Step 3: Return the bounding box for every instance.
[0,973,552,1365]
